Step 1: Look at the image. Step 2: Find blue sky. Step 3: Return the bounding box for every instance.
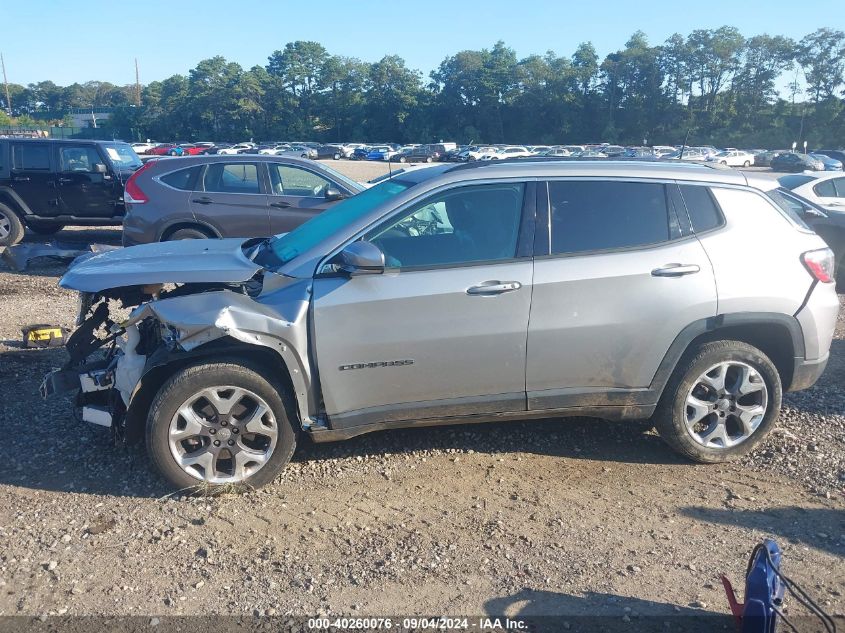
[2,0,843,88]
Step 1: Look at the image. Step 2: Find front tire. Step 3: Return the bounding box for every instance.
[0,204,25,247]
[743,160,750,167]
[654,340,781,463]
[146,360,298,492]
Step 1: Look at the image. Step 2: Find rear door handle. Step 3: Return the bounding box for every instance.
[651,264,701,277]
[466,280,522,296]
[270,201,291,209]
[58,177,74,184]
[12,176,30,182]
[192,197,213,205]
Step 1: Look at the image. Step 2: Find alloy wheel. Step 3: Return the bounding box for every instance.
[684,361,768,449]
[0,210,10,240]
[168,386,278,484]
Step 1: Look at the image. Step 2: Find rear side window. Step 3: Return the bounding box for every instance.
[12,143,50,170]
[203,163,260,194]
[548,181,671,255]
[160,166,200,191]
[678,185,723,233]
[814,179,836,197]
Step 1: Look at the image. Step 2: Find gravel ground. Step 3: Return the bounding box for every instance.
[0,163,842,624]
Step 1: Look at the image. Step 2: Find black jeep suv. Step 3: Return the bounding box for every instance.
[0,138,142,246]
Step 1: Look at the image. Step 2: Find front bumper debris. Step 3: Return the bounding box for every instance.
[1,241,119,271]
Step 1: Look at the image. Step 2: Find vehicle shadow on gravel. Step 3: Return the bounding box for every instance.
[679,506,845,557]
[294,416,690,467]
[484,588,729,630]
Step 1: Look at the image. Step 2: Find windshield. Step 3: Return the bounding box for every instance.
[268,179,411,264]
[103,143,142,169]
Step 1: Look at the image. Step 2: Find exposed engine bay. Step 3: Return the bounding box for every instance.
[42,277,266,440]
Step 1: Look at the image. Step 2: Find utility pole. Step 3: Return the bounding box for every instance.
[134,58,141,107]
[1,52,12,116]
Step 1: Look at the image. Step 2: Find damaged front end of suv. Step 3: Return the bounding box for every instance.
[42,238,315,445]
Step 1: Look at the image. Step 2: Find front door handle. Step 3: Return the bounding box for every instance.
[652,263,701,277]
[58,177,74,184]
[12,176,30,182]
[270,201,291,209]
[192,197,213,205]
[466,280,522,296]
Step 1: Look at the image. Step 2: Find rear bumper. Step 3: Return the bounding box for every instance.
[787,354,829,392]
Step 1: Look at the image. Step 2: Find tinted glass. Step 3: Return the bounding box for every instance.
[548,181,670,254]
[203,163,260,194]
[270,164,331,196]
[833,177,845,198]
[160,166,200,191]
[12,144,50,170]
[814,179,836,197]
[369,183,525,268]
[59,146,102,172]
[765,189,812,229]
[679,185,723,233]
[777,175,815,190]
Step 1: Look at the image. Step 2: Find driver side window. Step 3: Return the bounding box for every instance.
[270,164,331,197]
[368,183,525,269]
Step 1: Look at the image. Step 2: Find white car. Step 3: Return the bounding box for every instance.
[257,143,292,155]
[778,173,845,211]
[217,143,255,155]
[339,143,365,158]
[479,146,533,160]
[663,149,708,162]
[464,146,498,161]
[130,141,158,155]
[707,150,755,168]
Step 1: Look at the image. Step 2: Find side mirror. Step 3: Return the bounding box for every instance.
[324,187,347,202]
[338,241,385,275]
[92,163,108,174]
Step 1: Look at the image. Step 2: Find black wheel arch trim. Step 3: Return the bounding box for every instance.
[648,312,805,397]
[0,187,33,216]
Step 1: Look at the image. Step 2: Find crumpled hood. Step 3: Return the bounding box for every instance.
[59,238,262,293]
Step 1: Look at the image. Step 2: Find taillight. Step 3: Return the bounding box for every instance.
[801,248,835,283]
[124,161,153,204]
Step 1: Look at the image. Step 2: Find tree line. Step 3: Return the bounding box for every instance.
[2,27,845,148]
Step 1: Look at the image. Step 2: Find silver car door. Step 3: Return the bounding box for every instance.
[526,179,717,410]
[312,181,535,430]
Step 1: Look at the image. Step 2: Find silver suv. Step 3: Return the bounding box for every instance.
[46,161,840,491]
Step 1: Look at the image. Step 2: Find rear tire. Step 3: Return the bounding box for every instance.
[0,204,25,247]
[146,360,298,492]
[743,160,750,167]
[654,340,781,463]
[27,222,65,236]
[333,153,341,160]
[166,227,213,241]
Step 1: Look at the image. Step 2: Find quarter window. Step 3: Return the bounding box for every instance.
[679,185,723,233]
[814,179,836,198]
[203,163,260,194]
[548,181,671,255]
[12,143,50,170]
[160,166,201,191]
[369,183,525,268]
